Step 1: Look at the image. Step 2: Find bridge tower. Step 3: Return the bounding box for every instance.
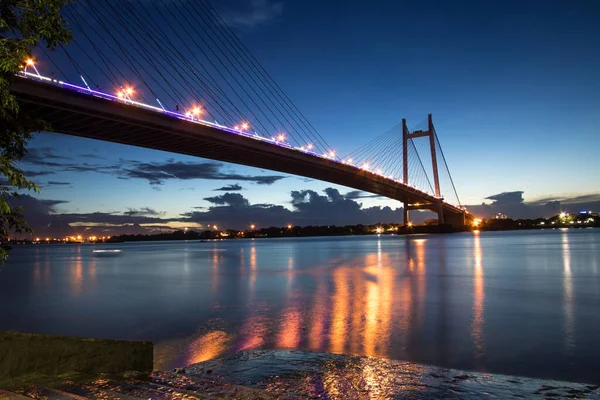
[402,114,445,226]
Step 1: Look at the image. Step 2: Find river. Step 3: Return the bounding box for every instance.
[1,229,599,384]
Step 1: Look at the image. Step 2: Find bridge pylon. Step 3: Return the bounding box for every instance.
[402,114,445,226]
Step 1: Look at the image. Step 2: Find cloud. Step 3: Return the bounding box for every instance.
[485,191,524,205]
[467,190,600,219]
[214,184,243,191]
[23,170,55,177]
[46,181,71,186]
[24,147,71,162]
[560,194,600,204]
[220,0,283,29]
[21,148,285,187]
[21,148,118,175]
[182,188,417,229]
[40,199,70,207]
[124,207,164,217]
[119,160,285,186]
[59,212,166,225]
[10,188,432,238]
[7,195,175,238]
[80,153,106,160]
[204,193,250,207]
[345,190,384,200]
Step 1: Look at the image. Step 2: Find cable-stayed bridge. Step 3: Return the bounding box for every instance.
[10,0,471,228]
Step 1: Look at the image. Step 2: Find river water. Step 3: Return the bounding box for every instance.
[1,229,599,384]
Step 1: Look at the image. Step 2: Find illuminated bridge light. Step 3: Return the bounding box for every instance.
[241,122,249,131]
[361,163,370,170]
[329,151,335,158]
[277,133,285,142]
[307,144,313,150]
[192,107,202,115]
[125,87,134,95]
[26,59,35,66]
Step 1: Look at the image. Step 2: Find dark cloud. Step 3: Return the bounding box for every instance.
[214,184,243,191]
[40,199,69,207]
[561,194,600,204]
[119,160,285,186]
[24,147,71,162]
[10,188,432,238]
[21,147,117,175]
[204,193,250,207]
[7,195,74,238]
[22,148,284,187]
[23,170,55,177]
[6,195,172,238]
[46,181,71,186]
[528,196,563,205]
[485,191,524,204]
[80,153,106,160]
[344,190,384,200]
[64,163,118,174]
[59,212,165,225]
[124,207,164,217]
[182,188,420,229]
[467,191,600,219]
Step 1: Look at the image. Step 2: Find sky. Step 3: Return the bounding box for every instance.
[15,0,600,237]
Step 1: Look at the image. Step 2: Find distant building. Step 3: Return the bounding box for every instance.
[579,210,599,217]
[492,213,508,220]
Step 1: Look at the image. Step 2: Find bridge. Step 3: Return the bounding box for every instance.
[10,0,471,229]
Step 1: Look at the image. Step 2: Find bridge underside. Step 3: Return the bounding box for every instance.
[11,78,467,228]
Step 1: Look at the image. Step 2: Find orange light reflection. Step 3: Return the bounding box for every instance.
[187,331,230,365]
[277,306,303,349]
[471,231,485,361]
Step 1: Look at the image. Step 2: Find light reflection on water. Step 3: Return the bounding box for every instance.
[1,230,599,384]
[562,232,574,350]
[471,231,484,363]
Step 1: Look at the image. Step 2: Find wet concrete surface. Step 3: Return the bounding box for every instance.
[7,350,600,399]
[183,350,600,399]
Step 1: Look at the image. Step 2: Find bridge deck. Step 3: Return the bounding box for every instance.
[11,77,465,218]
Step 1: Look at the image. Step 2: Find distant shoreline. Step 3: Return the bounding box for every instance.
[6,222,598,246]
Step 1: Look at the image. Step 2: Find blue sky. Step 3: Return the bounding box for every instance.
[17,0,600,235]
